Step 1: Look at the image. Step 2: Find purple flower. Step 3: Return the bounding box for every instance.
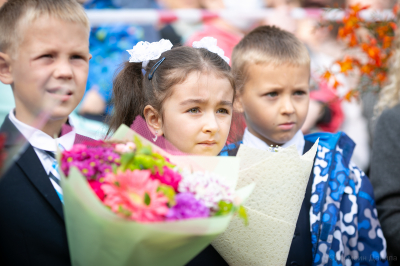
[61,143,120,180]
[98,164,113,179]
[166,192,209,221]
[71,161,96,179]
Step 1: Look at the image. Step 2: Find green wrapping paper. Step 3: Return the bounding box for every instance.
[59,125,255,266]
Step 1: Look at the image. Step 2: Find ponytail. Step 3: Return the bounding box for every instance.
[107,61,144,136]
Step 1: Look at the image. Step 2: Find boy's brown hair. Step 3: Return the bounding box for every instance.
[0,0,90,57]
[232,25,310,91]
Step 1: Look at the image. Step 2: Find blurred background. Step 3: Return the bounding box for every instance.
[0,0,397,174]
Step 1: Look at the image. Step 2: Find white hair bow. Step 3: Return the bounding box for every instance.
[192,37,230,64]
[127,39,173,68]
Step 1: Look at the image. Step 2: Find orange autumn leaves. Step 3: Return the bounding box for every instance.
[321,3,397,101]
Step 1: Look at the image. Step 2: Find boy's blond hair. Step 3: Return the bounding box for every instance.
[0,0,90,57]
[232,26,310,91]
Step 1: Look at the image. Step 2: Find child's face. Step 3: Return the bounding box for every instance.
[5,17,90,124]
[237,63,309,146]
[160,71,234,156]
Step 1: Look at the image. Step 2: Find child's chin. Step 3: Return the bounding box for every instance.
[49,108,74,121]
[274,132,297,144]
[193,146,220,156]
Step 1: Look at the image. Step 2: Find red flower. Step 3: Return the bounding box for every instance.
[337,57,355,75]
[320,3,395,102]
[321,70,332,81]
[89,180,105,201]
[382,36,393,49]
[360,64,374,76]
[151,166,182,192]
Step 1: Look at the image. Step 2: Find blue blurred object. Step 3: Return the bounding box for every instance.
[83,0,160,114]
[0,84,15,125]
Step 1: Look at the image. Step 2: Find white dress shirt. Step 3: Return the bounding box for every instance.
[9,110,76,175]
[242,128,305,155]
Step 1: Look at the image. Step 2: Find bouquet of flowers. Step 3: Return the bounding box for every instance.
[58,124,254,266]
[212,142,318,265]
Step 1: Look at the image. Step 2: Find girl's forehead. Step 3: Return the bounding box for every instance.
[168,72,234,102]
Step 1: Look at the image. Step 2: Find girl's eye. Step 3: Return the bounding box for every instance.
[217,108,229,114]
[187,107,200,113]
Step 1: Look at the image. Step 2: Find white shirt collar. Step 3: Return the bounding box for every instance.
[9,110,75,152]
[242,128,305,155]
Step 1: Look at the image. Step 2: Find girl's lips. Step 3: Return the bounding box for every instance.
[278,122,295,130]
[198,141,217,147]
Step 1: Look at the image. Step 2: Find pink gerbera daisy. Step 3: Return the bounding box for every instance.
[102,170,169,222]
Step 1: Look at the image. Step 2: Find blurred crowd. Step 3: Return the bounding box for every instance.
[0,0,396,173]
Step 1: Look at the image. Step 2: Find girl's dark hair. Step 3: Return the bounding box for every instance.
[107,46,236,135]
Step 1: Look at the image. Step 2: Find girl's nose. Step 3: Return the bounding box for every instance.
[202,112,219,134]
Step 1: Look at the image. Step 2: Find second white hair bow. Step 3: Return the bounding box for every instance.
[127,39,173,68]
[192,37,230,64]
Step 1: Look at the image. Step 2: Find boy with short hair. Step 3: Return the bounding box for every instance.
[222,26,388,266]
[0,0,91,265]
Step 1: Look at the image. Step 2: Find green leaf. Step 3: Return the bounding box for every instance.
[154,160,165,174]
[135,154,156,169]
[151,153,164,160]
[133,135,143,150]
[157,185,176,206]
[238,206,249,226]
[140,145,153,155]
[214,201,233,216]
[120,153,135,171]
[118,205,132,217]
[144,192,151,206]
[165,161,176,169]
[112,164,118,174]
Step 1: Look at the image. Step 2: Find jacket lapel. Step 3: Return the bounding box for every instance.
[1,115,64,220]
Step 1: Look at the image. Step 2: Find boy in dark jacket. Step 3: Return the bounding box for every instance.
[0,1,92,265]
[221,25,388,266]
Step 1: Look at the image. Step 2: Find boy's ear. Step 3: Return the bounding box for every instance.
[233,93,244,113]
[143,105,163,136]
[0,52,13,85]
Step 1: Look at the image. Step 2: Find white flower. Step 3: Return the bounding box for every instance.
[127,39,173,68]
[178,169,235,210]
[192,37,230,64]
[115,142,136,154]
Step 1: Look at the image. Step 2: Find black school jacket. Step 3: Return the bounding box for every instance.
[0,115,91,266]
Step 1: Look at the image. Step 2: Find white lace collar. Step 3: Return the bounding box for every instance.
[242,128,305,155]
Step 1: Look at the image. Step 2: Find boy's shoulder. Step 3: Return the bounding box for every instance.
[305,131,356,163]
[219,141,243,156]
[0,114,26,155]
[305,131,355,150]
